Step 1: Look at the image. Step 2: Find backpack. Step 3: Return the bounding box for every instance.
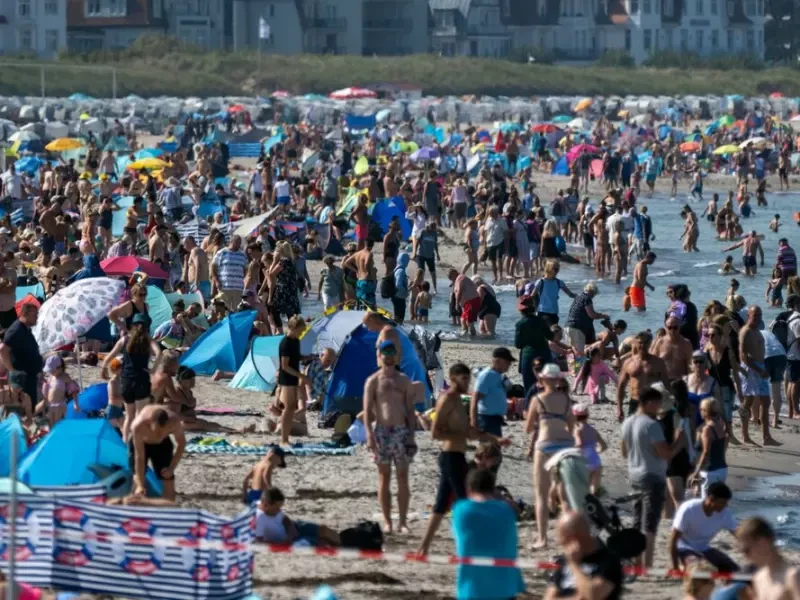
[380,273,396,299]
[339,521,383,551]
[769,312,800,350]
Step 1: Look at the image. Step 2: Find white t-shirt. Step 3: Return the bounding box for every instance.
[254,508,289,543]
[2,173,22,199]
[250,171,263,194]
[672,498,736,552]
[274,180,290,198]
[787,312,800,361]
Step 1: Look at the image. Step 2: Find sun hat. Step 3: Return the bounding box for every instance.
[539,363,564,379]
[43,355,64,375]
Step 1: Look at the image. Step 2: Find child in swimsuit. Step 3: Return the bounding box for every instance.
[106,358,125,432]
[41,355,80,427]
[766,266,784,307]
[573,404,607,495]
[573,347,618,404]
[416,282,431,323]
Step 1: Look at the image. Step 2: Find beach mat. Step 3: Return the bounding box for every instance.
[186,437,355,456]
[195,408,264,417]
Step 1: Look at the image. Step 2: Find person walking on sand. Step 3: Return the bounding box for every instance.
[364,340,417,534]
[723,231,764,277]
[616,332,670,422]
[652,316,694,382]
[342,238,378,310]
[417,363,508,556]
[630,252,656,312]
[739,306,780,447]
[450,268,480,338]
[277,316,307,447]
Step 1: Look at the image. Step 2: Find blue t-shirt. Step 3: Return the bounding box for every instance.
[451,499,525,600]
[535,278,564,315]
[475,368,507,416]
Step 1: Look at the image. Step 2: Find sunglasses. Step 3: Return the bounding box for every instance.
[692,359,705,364]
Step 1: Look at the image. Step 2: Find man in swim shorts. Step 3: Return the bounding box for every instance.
[129,405,186,501]
[364,341,417,534]
[739,306,779,447]
[450,269,480,337]
[723,230,764,277]
[630,252,656,311]
[342,238,377,310]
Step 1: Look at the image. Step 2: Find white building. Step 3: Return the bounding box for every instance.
[0,0,67,57]
[66,0,166,52]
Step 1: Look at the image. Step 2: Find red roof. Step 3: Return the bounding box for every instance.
[67,0,164,28]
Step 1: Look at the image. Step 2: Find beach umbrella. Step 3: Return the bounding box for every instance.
[717,115,735,127]
[713,145,740,155]
[546,130,566,147]
[329,87,377,100]
[552,115,571,124]
[100,256,169,279]
[270,90,291,99]
[567,143,600,162]
[770,92,784,99]
[33,277,125,354]
[45,138,83,152]
[410,147,440,162]
[79,112,91,121]
[568,117,589,130]
[8,130,39,143]
[740,137,770,149]
[228,104,245,113]
[134,147,165,160]
[680,141,701,152]
[127,157,168,170]
[531,123,558,133]
[574,98,593,112]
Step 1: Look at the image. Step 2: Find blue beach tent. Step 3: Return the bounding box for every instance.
[179,310,256,376]
[371,196,412,240]
[0,415,27,477]
[551,155,569,176]
[229,335,283,392]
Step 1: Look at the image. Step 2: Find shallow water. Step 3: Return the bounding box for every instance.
[736,472,800,549]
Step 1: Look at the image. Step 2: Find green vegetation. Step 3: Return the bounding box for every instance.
[0,35,795,98]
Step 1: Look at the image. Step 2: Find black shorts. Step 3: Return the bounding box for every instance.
[507,241,518,259]
[743,255,756,268]
[0,308,16,330]
[433,452,468,514]
[632,480,666,534]
[488,242,504,261]
[128,437,174,480]
[583,232,594,249]
[41,234,55,256]
[416,255,436,275]
[788,359,800,383]
[122,376,151,404]
[8,371,37,406]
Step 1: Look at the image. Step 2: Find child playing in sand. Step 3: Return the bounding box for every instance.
[719,255,740,275]
[416,281,432,323]
[242,446,287,504]
[769,213,781,233]
[106,358,125,432]
[766,266,785,307]
[573,404,607,495]
[573,347,617,404]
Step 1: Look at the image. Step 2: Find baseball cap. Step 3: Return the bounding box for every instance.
[268,445,287,468]
[492,347,516,363]
[539,363,565,379]
[378,340,397,355]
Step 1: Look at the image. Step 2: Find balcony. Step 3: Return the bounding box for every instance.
[363,18,413,30]
[432,24,461,36]
[309,17,347,30]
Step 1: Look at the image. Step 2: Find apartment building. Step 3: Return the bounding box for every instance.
[0,0,67,57]
[162,0,231,49]
[66,0,165,51]
[430,0,513,57]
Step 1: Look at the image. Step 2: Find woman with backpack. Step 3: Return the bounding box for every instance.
[532,259,576,327]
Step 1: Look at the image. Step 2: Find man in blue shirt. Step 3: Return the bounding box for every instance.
[451,469,524,600]
[470,347,514,436]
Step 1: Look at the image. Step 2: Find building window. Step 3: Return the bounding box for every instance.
[643,0,651,13]
[18,26,33,49]
[696,0,703,13]
[711,0,718,13]
[711,29,718,49]
[629,0,639,13]
[470,40,478,56]
[44,0,58,15]
[664,0,673,15]
[746,29,754,49]
[696,29,703,50]
[644,29,652,49]
[746,0,755,13]
[269,3,274,17]
[45,29,59,52]
[87,0,124,16]
[625,28,632,49]
[727,29,733,49]
[680,28,688,49]
[18,0,31,17]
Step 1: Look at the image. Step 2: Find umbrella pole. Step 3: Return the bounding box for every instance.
[76,338,84,391]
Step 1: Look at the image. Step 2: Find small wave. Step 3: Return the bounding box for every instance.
[692,261,718,268]
[649,269,678,278]
[492,284,518,293]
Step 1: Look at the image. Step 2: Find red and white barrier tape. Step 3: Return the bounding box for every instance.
[10,529,752,582]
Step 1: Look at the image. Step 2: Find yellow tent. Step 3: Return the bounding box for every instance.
[45,138,83,152]
[713,145,740,155]
[79,113,91,121]
[5,141,20,157]
[128,158,169,170]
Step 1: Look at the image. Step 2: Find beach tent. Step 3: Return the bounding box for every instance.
[179,310,256,376]
[15,282,44,302]
[551,155,569,176]
[146,285,173,336]
[300,308,368,355]
[17,420,161,494]
[371,196,412,240]
[323,325,429,416]
[229,335,283,392]
[0,415,27,478]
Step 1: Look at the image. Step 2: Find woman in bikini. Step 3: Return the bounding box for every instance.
[524,363,574,549]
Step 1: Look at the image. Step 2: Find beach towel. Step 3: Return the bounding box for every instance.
[194,408,264,417]
[186,437,355,456]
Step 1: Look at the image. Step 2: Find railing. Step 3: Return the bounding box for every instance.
[363,18,413,29]
[432,25,460,36]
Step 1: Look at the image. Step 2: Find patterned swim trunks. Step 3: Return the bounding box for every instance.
[372,425,414,468]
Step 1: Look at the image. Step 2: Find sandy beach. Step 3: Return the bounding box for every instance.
[54,162,800,600]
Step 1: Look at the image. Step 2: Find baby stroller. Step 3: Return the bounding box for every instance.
[585,493,647,581]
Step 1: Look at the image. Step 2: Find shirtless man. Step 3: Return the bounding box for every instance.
[183,236,211,302]
[723,230,764,277]
[630,251,657,312]
[651,316,693,381]
[739,306,779,446]
[150,351,181,406]
[450,268,480,337]
[129,405,186,501]
[342,238,377,310]
[99,150,116,179]
[738,517,800,600]
[616,331,670,422]
[148,224,168,265]
[242,446,287,504]
[363,340,417,534]
[417,363,507,555]
[38,196,62,264]
[350,193,371,251]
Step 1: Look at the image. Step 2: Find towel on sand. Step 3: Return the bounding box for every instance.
[195,408,264,417]
[186,436,355,456]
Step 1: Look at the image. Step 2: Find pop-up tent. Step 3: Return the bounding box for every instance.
[300,309,369,356]
[179,310,256,376]
[371,196,412,240]
[228,335,283,392]
[17,420,161,494]
[0,414,27,478]
[323,324,429,416]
